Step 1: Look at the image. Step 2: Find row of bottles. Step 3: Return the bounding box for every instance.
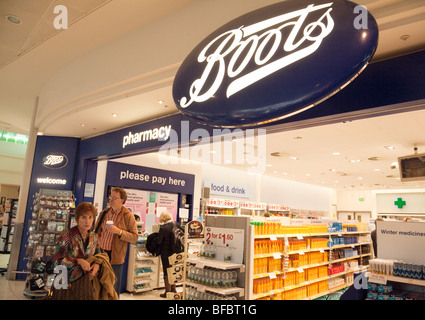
[200,241,216,259]
[254,238,329,255]
[185,287,238,300]
[254,251,328,274]
[206,207,234,215]
[200,241,232,262]
[187,266,238,288]
[251,222,329,236]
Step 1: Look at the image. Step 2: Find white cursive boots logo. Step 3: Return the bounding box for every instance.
[42,153,68,169]
[172,0,378,128]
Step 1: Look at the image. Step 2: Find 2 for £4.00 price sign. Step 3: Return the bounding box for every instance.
[205,227,245,264]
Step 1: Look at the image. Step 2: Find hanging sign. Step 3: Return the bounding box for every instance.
[173,0,378,127]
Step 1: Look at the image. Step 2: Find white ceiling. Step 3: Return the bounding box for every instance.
[1,0,425,191]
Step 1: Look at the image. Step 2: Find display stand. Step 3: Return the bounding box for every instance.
[126,240,160,293]
[22,189,75,299]
[0,198,18,253]
[183,215,252,300]
[366,221,425,300]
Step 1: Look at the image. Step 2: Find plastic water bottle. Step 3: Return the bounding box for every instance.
[224,244,231,262]
[231,270,238,287]
[205,241,211,259]
[200,241,206,258]
[221,271,229,288]
[210,242,216,259]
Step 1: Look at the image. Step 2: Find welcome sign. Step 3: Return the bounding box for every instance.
[173,0,378,127]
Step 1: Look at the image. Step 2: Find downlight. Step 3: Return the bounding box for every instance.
[6,15,22,25]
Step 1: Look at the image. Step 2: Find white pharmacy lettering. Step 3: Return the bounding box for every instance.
[122,125,172,148]
[179,3,334,108]
[44,155,64,166]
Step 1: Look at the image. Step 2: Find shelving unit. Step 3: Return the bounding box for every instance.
[185,257,245,299]
[251,221,372,300]
[0,198,18,253]
[268,204,290,217]
[183,215,252,300]
[23,189,75,299]
[205,199,239,215]
[126,242,160,293]
[240,201,267,217]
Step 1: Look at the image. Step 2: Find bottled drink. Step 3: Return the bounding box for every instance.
[224,244,231,262]
[213,269,222,287]
[205,241,211,259]
[210,242,216,259]
[200,241,206,258]
[222,271,230,288]
[231,270,238,287]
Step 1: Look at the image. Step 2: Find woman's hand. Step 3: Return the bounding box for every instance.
[77,259,91,272]
[90,263,100,277]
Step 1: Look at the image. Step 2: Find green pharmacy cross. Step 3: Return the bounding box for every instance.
[394,198,406,209]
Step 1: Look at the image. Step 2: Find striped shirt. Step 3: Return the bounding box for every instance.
[98,207,121,251]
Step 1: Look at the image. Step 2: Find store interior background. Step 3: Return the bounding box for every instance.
[1,0,425,286]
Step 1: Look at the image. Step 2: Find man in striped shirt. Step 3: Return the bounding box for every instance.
[95,187,138,297]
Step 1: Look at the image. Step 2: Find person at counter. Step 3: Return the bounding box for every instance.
[94,187,138,297]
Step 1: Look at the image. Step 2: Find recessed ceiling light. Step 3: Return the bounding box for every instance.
[400,34,410,41]
[112,113,117,117]
[158,100,164,104]
[289,156,298,160]
[6,15,22,25]
[350,159,360,163]
[384,146,395,150]
[81,124,86,127]
[332,152,341,155]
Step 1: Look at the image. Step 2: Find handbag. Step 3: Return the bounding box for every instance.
[43,272,95,300]
[43,232,95,300]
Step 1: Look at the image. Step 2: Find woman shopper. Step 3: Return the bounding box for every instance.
[51,202,118,300]
[157,211,183,298]
[52,202,101,284]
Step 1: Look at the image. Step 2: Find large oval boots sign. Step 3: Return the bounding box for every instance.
[172,0,378,128]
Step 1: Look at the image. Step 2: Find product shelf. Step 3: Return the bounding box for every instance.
[254,242,372,260]
[366,272,425,287]
[252,267,363,300]
[186,257,245,272]
[254,231,370,240]
[186,280,245,297]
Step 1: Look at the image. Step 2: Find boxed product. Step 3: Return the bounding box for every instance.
[377,285,392,293]
[167,264,185,284]
[166,292,183,300]
[168,252,186,265]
